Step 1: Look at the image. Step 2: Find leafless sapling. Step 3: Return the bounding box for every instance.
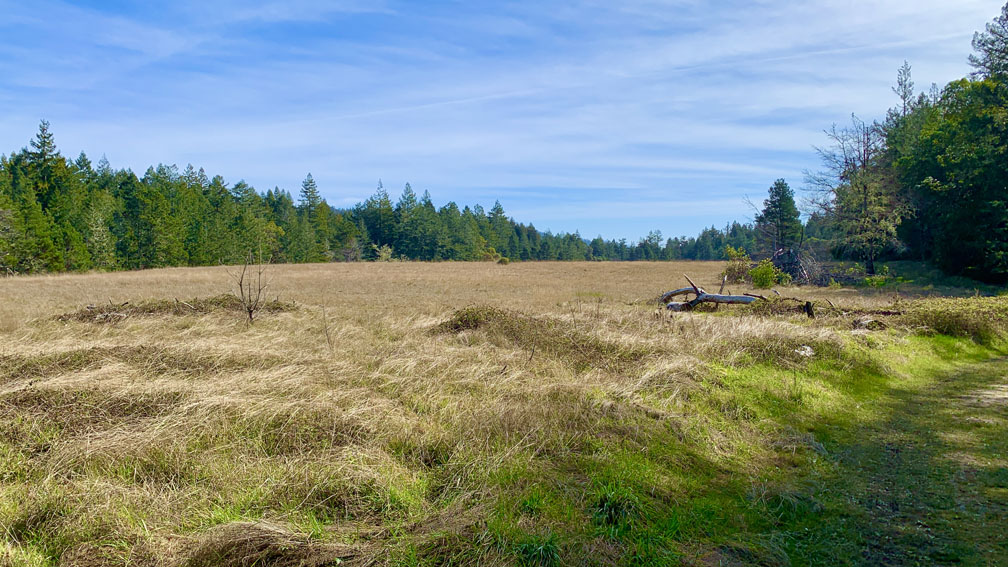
[230,249,271,324]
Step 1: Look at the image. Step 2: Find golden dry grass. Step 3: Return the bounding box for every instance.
[0,261,1001,566]
[0,261,911,331]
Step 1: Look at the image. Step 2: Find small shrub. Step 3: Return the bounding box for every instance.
[749,259,790,289]
[863,275,888,287]
[846,263,865,277]
[497,257,510,265]
[480,247,502,262]
[862,265,892,287]
[722,245,751,284]
[229,249,272,324]
[372,244,396,262]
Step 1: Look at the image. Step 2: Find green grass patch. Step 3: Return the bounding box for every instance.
[514,532,561,566]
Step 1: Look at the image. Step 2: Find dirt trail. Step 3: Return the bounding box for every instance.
[842,356,1008,566]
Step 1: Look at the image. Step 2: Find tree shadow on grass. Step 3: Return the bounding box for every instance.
[780,354,1008,566]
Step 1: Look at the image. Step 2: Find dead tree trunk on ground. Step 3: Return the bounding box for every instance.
[661,275,763,311]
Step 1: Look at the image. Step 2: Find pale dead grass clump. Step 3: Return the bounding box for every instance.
[183,521,353,567]
[435,305,651,373]
[0,345,278,386]
[0,261,997,565]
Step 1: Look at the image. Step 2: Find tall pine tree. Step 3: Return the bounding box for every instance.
[754,179,802,255]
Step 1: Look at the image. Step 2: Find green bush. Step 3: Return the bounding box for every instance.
[722,245,751,284]
[749,259,791,288]
[372,244,396,262]
[846,263,865,277]
[863,275,888,287]
[480,247,501,262]
[862,265,891,287]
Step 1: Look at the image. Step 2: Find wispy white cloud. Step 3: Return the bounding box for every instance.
[0,0,1001,239]
[169,0,396,25]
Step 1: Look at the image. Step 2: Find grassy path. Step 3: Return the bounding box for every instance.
[788,354,1008,566]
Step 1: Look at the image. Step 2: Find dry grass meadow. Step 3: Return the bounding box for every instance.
[2,261,1006,566]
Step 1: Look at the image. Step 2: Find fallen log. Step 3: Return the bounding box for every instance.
[659,275,712,304]
[666,292,761,311]
[661,274,771,312]
[659,287,701,304]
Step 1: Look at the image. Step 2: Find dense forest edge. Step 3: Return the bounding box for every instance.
[1,5,1006,283]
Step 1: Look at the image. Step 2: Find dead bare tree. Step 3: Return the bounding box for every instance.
[805,114,906,275]
[229,249,271,324]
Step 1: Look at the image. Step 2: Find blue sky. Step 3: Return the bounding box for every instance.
[0,1,1001,240]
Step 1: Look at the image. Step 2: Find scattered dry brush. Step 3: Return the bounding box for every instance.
[56,294,297,324]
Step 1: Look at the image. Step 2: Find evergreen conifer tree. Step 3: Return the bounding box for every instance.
[299,173,321,218]
[754,179,802,254]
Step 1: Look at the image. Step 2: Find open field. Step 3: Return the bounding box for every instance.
[1,261,1006,566]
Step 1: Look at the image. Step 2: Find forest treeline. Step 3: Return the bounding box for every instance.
[1,4,1006,281]
[681,4,1008,284]
[790,3,1008,283]
[0,127,758,273]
